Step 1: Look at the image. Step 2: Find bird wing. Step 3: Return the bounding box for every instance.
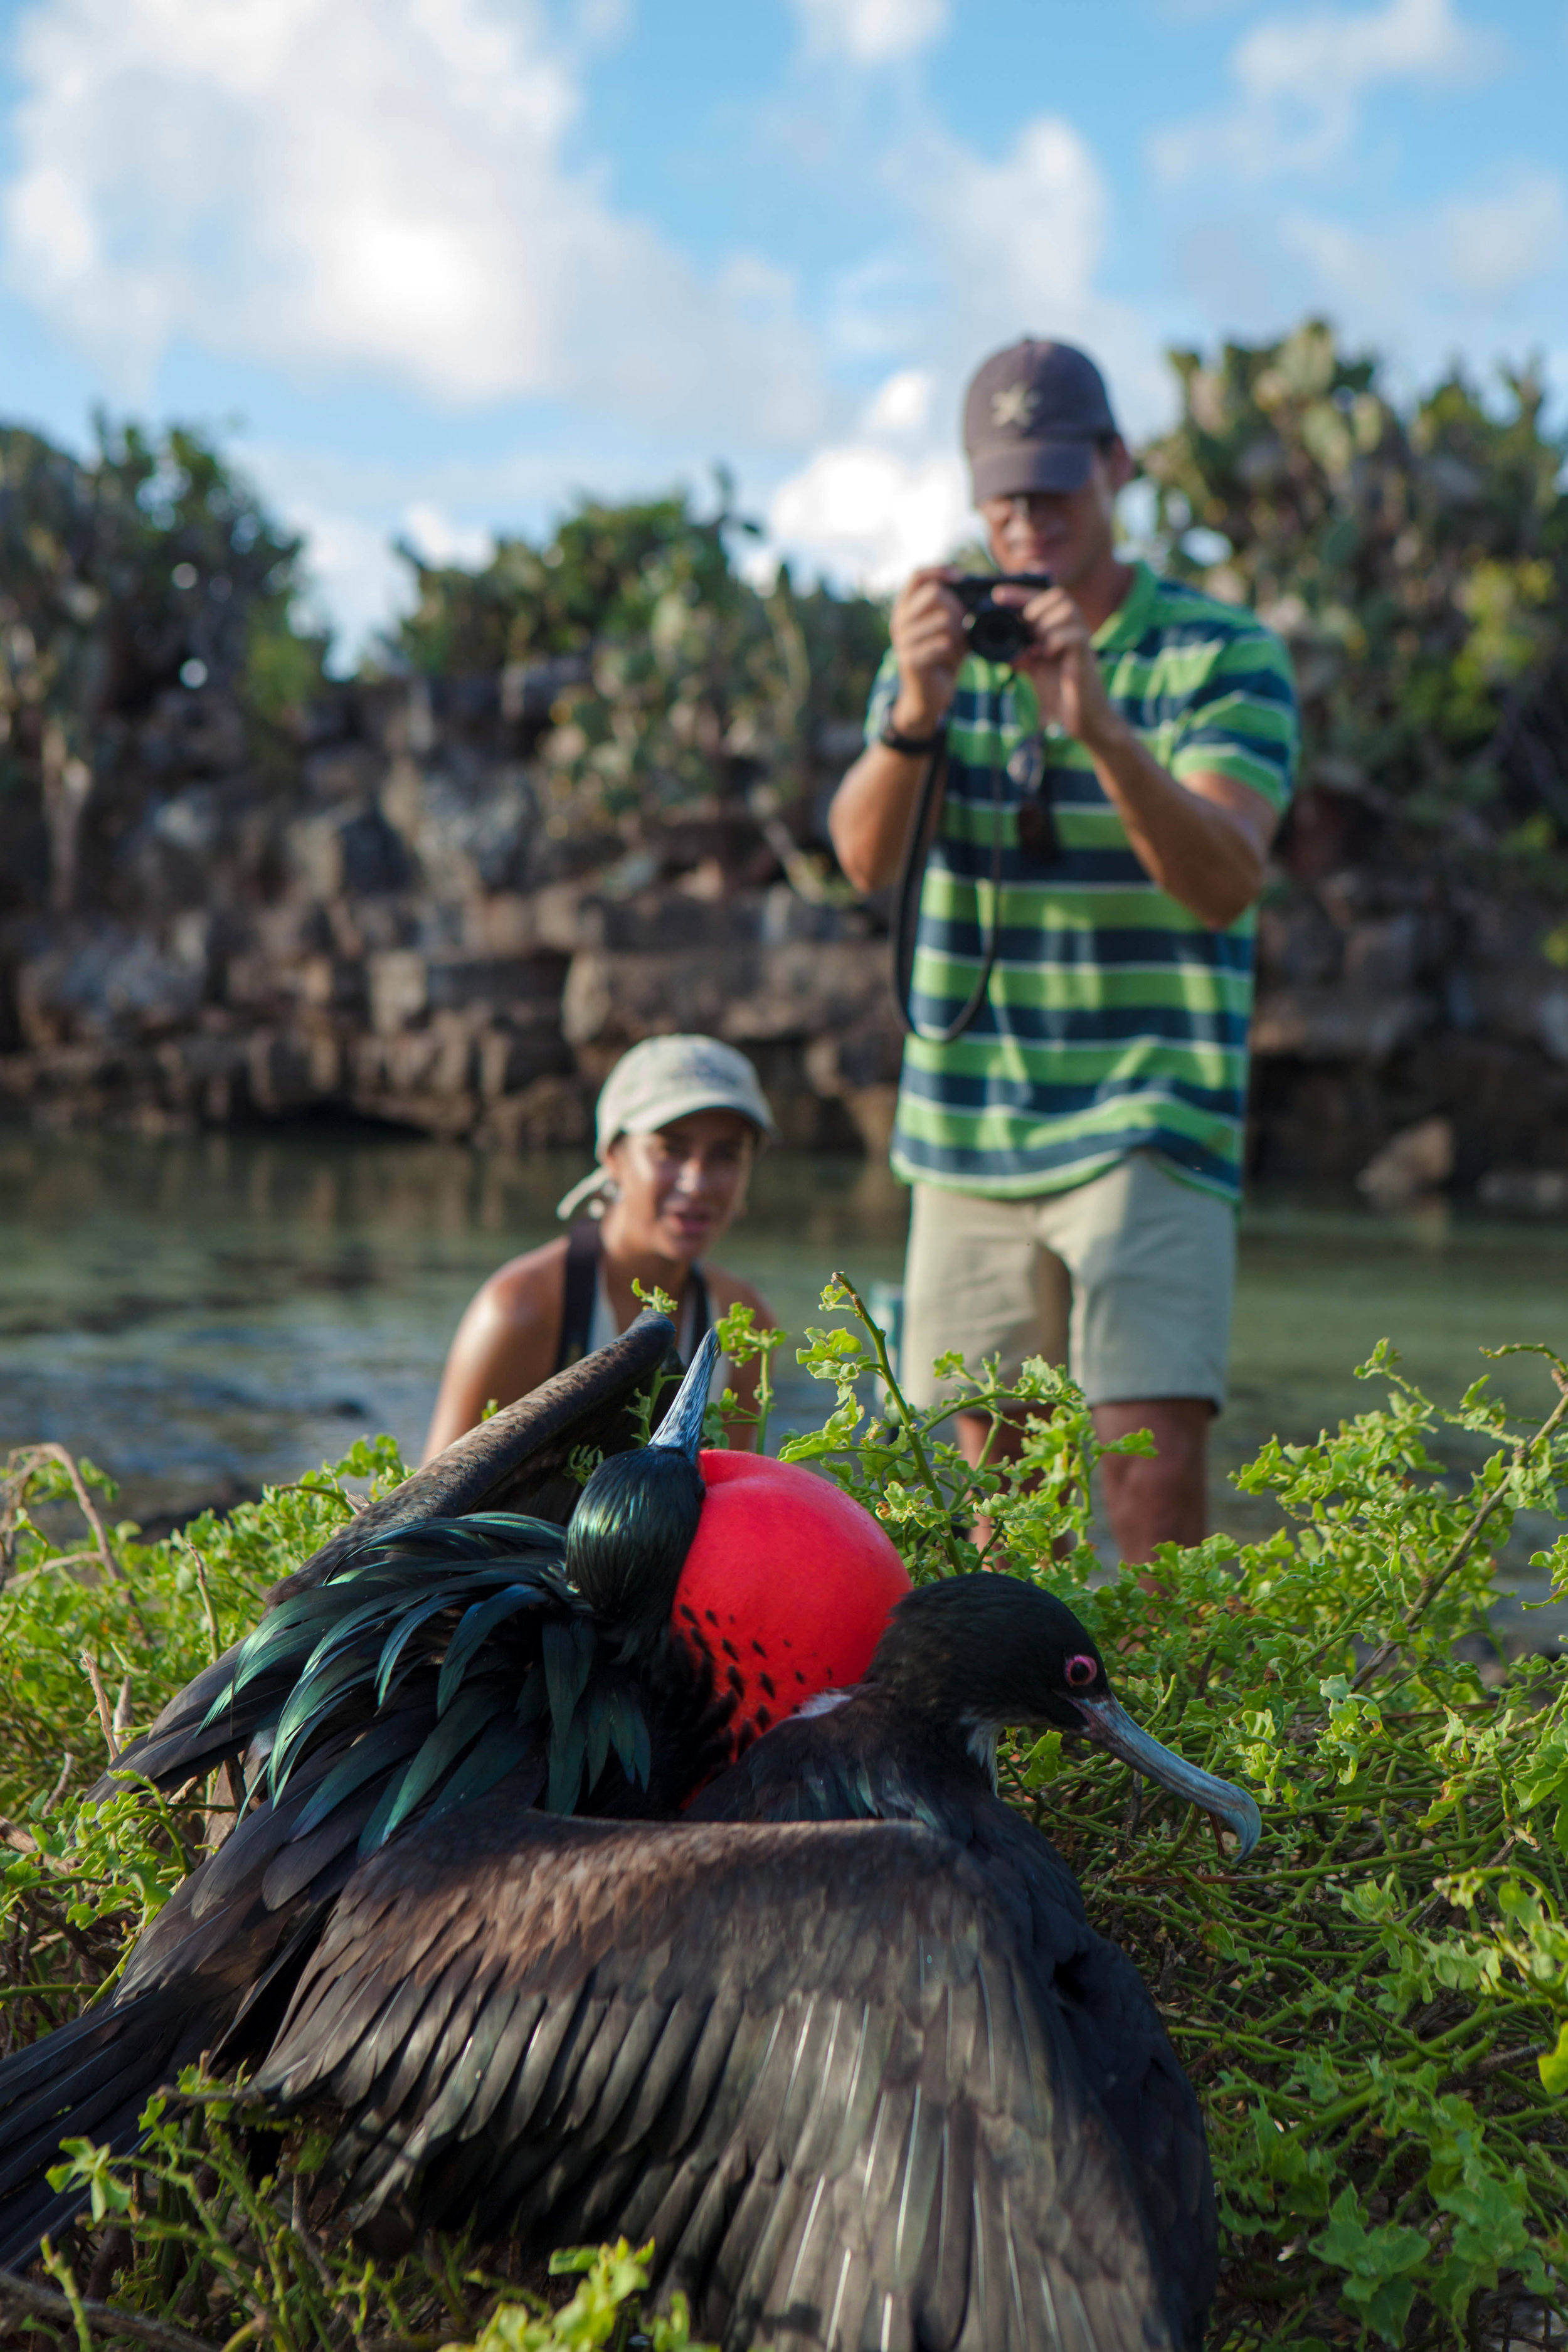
[0,1706,481,2269]
[266,1305,682,1604]
[691,1708,1214,2344]
[258,1803,1177,2352]
[976,1801,1215,2348]
[100,1310,679,1801]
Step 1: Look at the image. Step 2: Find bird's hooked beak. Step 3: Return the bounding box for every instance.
[648,1330,719,1463]
[1069,1693,1262,1860]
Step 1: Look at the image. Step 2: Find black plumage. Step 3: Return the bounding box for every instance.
[261,1808,1175,2352]
[257,1574,1261,2352]
[0,1313,728,2269]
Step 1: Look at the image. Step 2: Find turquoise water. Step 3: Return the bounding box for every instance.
[5,1125,1567,1578]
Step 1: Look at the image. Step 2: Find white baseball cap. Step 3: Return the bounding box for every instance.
[556,1035,776,1220]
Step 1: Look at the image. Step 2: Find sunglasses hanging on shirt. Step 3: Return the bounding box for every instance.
[1009,732,1058,864]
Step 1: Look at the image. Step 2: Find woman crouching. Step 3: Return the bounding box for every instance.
[423,1036,777,1459]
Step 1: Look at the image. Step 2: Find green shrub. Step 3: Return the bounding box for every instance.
[2,1301,1566,2348]
[1140,319,1568,871]
[387,482,885,849]
[0,418,328,905]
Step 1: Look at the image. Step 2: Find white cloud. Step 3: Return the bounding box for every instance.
[767,433,969,590]
[788,0,949,66]
[1443,167,1567,295]
[1281,164,1568,344]
[1,0,826,440]
[906,116,1111,332]
[862,368,935,438]
[897,114,1170,435]
[288,502,407,665]
[1150,0,1504,184]
[400,503,496,571]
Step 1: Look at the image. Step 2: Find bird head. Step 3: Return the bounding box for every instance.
[568,1327,909,1754]
[564,1330,716,1659]
[867,1573,1261,1858]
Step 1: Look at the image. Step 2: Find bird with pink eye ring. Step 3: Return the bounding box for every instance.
[270,1574,1266,2350]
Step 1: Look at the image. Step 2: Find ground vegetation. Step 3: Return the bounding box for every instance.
[1,1300,1566,2348]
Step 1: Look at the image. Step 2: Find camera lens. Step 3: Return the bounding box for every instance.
[964,604,1030,665]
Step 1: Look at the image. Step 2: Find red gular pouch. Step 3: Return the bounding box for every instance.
[672,1452,909,1771]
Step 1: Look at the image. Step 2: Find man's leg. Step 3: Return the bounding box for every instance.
[901,1184,1066,1532]
[1041,1152,1236,1562]
[1092,1395,1210,1560]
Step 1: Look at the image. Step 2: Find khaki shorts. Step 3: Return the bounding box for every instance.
[901,1151,1236,1412]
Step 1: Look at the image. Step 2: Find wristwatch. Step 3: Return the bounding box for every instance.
[879,717,948,754]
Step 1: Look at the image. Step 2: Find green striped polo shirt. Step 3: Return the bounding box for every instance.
[866,561,1298,1204]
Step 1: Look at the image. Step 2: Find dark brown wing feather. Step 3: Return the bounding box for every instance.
[0,1710,471,2270]
[259,1801,1176,2352]
[102,1311,677,1802]
[268,1306,679,1602]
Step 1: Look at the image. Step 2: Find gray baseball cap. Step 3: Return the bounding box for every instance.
[556,1034,775,1220]
[963,338,1119,503]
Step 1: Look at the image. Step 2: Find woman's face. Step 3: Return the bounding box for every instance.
[605,1109,756,1263]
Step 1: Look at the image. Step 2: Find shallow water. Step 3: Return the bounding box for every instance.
[5,1123,1567,1609]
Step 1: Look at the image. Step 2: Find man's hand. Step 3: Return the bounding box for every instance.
[827,565,965,894]
[992,581,1279,928]
[993,580,1118,749]
[887,567,965,734]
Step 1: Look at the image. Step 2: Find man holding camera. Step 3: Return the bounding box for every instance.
[829,337,1297,1561]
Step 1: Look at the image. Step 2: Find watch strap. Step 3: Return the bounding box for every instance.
[879,717,948,755]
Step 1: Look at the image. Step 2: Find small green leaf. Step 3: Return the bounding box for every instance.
[1538,2021,1568,2095]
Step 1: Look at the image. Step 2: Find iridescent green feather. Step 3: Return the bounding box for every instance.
[437,1586,548,1716]
[374,1687,500,1847]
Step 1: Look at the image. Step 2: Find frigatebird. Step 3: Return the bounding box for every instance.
[254,1574,1261,2351]
[0,1318,908,2269]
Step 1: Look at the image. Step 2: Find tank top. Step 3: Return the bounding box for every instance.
[553,1222,724,1402]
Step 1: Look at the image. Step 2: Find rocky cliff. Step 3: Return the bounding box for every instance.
[6,659,1568,1207]
[0,669,904,1158]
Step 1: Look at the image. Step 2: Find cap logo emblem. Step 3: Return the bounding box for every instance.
[992,382,1039,431]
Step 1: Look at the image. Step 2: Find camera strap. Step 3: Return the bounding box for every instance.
[891,737,1006,1044]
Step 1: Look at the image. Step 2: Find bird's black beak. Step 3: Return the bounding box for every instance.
[648,1330,719,1464]
[1069,1693,1261,1859]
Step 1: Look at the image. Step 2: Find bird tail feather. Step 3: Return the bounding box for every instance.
[0,1991,199,2272]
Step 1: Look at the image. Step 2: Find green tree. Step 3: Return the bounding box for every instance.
[0,416,326,910]
[1138,319,1568,868]
[389,482,886,845]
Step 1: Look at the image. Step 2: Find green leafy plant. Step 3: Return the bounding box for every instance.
[388,482,884,852]
[0,416,327,910]
[1140,319,1568,878]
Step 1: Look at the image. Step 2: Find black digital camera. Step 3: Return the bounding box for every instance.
[950,571,1052,665]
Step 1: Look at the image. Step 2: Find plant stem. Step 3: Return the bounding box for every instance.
[832,1270,966,1571]
[1352,1377,1568,1691]
[4,1443,156,1641]
[6,2254,216,2352]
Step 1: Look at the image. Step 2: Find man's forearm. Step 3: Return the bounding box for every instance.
[827,741,930,895]
[1084,716,1265,928]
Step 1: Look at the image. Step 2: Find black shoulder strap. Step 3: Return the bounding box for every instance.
[891,736,1005,1045]
[554,1221,602,1373]
[686,1264,712,1358]
[891,738,949,1036]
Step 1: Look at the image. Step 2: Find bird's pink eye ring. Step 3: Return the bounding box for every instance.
[1064,1655,1098,1688]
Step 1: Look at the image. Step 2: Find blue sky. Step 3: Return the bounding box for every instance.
[2,0,1565,655]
